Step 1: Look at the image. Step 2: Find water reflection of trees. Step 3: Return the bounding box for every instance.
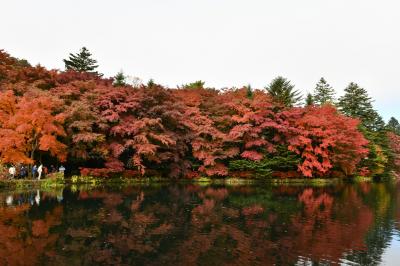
[344,182,399,265]
[0,182,398,265]
[397,182,400,233]
[0,204,63,265]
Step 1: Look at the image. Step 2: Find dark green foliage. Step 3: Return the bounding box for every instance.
[229,160,273,177]
[113,71,127,87]
[182,80,205,89]
[147,78,155,87]
[63,47,101,76]
[338,82,384,131]
[14,58,31,67]
[337,83,390,175]
[336,82,392,176]
[386,117,400,135]
[245,84,253,99]
[305,93,314,106]
[266,76,302,107]
[313,77,335,105]
[374,114,386,131]
[358,127,391,176]
[229,146,300,178]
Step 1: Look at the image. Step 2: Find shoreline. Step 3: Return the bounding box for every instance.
[0,175,387,190]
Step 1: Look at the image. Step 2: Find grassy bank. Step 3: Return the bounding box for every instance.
[0,178,65,189]
[0,174,394,190]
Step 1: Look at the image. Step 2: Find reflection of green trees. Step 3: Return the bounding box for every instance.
[344,182,398,265]
[227,186,302,224]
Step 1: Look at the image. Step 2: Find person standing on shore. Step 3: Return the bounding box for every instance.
[19,165,27,179]
[37,164,43,180]
[32,165,37,179]
[59,165,66,177]
[8,165,16,179]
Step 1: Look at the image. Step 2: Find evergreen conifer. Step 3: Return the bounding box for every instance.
[338,82,383,131]
[305,93,314,106]
[113,71,127,87]
[266,76,302,107]
[386,117,400,135]
[63,47,101,76]
[313,77,335,105]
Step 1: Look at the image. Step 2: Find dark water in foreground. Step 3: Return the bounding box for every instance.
[0,182,399,266]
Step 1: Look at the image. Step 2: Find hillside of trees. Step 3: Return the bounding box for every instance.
[0,48,399,179]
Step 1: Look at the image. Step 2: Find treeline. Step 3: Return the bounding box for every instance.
[0,48,399,179]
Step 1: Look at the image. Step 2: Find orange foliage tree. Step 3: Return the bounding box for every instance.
[0,90,66,164]
[280,105,369,176]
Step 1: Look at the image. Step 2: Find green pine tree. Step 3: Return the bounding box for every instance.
[338,82,390,175]
[386,117,400,135]
[305,93,314,106]
[147,78,156,88]
[313,77,335,105]
[337,82,383,131]
[63,47,101,75]
[265,76,302,107]
[245,84,253,99]
[113,71,127,87]
[182,80,205,89]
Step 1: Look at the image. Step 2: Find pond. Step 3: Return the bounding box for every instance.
[0,181,399,265]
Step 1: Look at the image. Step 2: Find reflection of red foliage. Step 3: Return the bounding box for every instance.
[359,182,372,194]
[163,185,377,265]
[32,220,49,237]
[397,183,400,230]
[0,183,388,265]
[192,199,215,216]
[242,204,264,216]
[205,188,229,200]
[0,205,62,266]
[287,187,374,262]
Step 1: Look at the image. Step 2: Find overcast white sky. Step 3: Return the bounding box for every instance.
[1,0,399,120]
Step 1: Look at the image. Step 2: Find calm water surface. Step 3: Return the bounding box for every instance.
[0,182,399,265]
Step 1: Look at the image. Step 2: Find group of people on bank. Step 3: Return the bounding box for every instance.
[8,164,65,180]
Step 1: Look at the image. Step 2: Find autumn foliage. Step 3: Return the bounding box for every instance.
[0,90,66,164]
[0,49,372,178]
[387,132,400,174]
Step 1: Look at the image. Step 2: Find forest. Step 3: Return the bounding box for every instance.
[0,47,400,179]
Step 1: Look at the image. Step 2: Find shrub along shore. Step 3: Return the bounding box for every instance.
[1,48,400,181]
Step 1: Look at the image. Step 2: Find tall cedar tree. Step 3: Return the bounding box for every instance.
[63,47,101,76]
[113,71,127,87]
[305,93,314,106]
[245,85,254,99]
[313,77,335,105]
[338,83,388,176]
[266,76,302,107]
[337,82,384,131]
[386,117,400,135]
